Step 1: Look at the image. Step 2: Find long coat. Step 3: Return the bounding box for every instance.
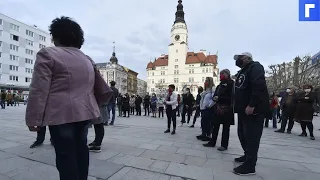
[213,79,235,125]
[294,92,315,122]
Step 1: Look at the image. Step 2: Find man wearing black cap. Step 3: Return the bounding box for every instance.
[233,52,269,175]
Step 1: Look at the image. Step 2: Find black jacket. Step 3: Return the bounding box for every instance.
[280,94,297,116]
[135,96,143,106]
[144,95,150,105]
[110,87,119,104]
[195,94,201,105]
[234,61,269,115]
[213,79,235,125]
[182,93,195,107]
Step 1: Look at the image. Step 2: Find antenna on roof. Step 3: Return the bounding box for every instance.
[216,50,219,56]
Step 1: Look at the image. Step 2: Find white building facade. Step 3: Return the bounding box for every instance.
[137,78,147,97]
[146,0,219,96]
[0,13,52,91]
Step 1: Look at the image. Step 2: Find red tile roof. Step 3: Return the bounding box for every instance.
[146,52,217,69]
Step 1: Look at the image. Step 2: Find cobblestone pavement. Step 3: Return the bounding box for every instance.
[0,105,320,180]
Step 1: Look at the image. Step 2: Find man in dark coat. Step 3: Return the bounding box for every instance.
[1,91,6,109]
[108,81,119,125]
[275,86,297,133]
[233,52,269,175]
[143,94,150,116]
[135,95,143,116]
[117,94,123,117]
[180,88,195,126]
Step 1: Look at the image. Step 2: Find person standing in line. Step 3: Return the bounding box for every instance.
[177,94,181,117]
[164,84,178,135]
[117,94,123,117]
[135,95,143,116]
[151,93,158,117]
[108,81,119,125]
[1,91,6,109]
[269,93,279,128]
[30,126,53,148]
[203,69,234,151]
[233,52,269,175]
[295,85,316,140]
[196,77,215,141]
[130,95,136,115]
[180,88,195,126]
[158,96,165,118]
[7,92,13,106]
[144,93,151,116]
[275,87,296,134]
[190,86,203,128]
[25,16,112,179]
[122,93,130,118]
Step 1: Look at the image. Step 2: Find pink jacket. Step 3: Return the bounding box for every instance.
[26,47,101,127]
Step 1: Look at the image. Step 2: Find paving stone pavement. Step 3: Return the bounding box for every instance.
[0,105,320,180]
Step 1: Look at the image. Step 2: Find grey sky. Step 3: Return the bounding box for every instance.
[1,0,319,79]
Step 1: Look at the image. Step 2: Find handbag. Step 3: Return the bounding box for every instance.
[213,84,231,116]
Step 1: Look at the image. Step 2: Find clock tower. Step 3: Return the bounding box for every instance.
[168,0,188,85]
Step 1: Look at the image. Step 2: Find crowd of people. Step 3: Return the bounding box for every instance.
[18,16,319,179]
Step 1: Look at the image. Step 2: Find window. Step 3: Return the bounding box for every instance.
[176,49,178,53]
[152,72,154,76]
[26,39,34,46]
[189,77,194,83]
[152,79,154,84]
[10,34,19,41]
[161,71,165,75]
[39,35,46,41]
[174,70,179,74]
[0,30,2,36]
[9,65,19,71]
[0,41,2,47]
[10,44,19,51]
[0,52,1,57]
[26,49,34,55]
[174,78,179,83]
[10,55,19,61]
[26,30,34,37]
[0,19,2,25]
[202,77,205,82]
[39,44,46,49]
[25,58,34,64]
[0,63,1,68]
[10,23,20,31]
[189,69,194,74]
[206,68,208,73]
[175,59,178,62]
[25,77,32,82]
[151,88,155,92]
[9,75,19,82]
[174,65,178,69]
[202,68,205,73]
[25,68,33,73]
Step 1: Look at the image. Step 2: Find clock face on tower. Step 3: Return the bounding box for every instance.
[175,35,180,41]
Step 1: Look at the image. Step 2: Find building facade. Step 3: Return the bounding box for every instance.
[146,0,219,96]
[137,78,147,97]
[0,13,52,91]
[96,49,128,95]
[125,68,138,95]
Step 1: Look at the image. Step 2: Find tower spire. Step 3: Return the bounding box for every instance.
[174,0,185,24]
[110,41,118,64]
[112,41,116,56]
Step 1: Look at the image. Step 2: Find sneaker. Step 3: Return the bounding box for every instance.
[299,133,307,137]
[233,165,256,176]
[287,130,292,134]
[275,129,285,133]
[310,136,315,140]
[88,141,96,147]
[201,136,211,141]
[234,155,246,163]
[30,141,43,149]
[189,125,195,128]
[196,135,205,140]
[171,130,176,135]
[89,146,101,153]
[164,129,170,133]
[203,143,215,147]
[217,146,228,151]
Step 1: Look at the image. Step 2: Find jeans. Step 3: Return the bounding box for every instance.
[130,107,135,114]
[280,112,294,132]
[93,123,104,146]
[209,124,230,148]
[201,109,213,137]
[166,106,177,130]
[182,106,193,124]
[49,120,90,180]
[159,107,164,117]
[238,113,264,167]
[108,103,116,124]
[144,104,150,116]
[99,106,109,124]
[271,108,277,128]
[0,100,5,109]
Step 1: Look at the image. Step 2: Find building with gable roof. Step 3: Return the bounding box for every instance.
[146,0,219,96]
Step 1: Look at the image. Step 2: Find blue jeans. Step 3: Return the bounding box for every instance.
[108,103,116,124]
[49,120,90,180]
[272,108,277,128]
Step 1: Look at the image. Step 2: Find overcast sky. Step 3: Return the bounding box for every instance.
[1,0,319,79]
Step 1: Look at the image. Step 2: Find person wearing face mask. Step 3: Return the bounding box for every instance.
[275,87,297,134]
[203,69,234,151]
[196,77,215,141]
[233,52,269,175]
[294,85,316,140]
[180,88,195,126]
[164,84,178,135]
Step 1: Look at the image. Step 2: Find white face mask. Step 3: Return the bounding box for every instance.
[286,89,291,93]
[304,89,311,93]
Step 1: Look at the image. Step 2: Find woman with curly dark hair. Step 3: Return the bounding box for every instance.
[25,16,111,180]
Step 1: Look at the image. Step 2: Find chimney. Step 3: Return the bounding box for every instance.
[199,49,207,56]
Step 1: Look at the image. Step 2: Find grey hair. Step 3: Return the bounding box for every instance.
[205,77,214,89]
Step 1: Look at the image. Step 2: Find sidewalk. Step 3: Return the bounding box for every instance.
[0,106,320,179]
